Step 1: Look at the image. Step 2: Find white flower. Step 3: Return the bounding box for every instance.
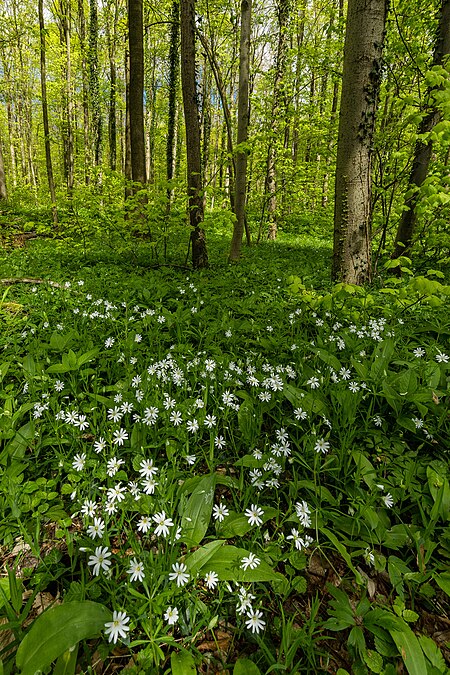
[382,493,394,508]
[54,380,64,392]
[94,437,106,453]
[72,453,86,472]
[348,381,360,393]
[107,457,125,477]
[104,610,130,644]
[294,407,307,421]
[286,528,304,551]
[364,548,375,566]
[170,410,183,426]
[164,606,179,625]
[413,347,425,358]
[88,546,112,576]
[306,376,320,389]
[141,477,158,494]
[105,337,115,348]
[436,351,449,363]
[87,517,105,539]
[107,482,127,503]
[314,438,330,454]
[214,435,226,449]
[373,415,383,427]
[245,608,265,634]
[81,499,96,517]
[108,407,123,423]
[186,418,199,434]
[185,455,196,466]
[245,505,264,527]
[153,511,174,537]
[212,503,229,522]
[127,558,145,582]
[134,334,142,343]
[168,562,190,587]
[241,552,260,571]
[137,515,152,533]
[204,571,219,589]
[295,501,311,527]
[113,428,128,446]
[139,459,158,479]
[204,414,217,428]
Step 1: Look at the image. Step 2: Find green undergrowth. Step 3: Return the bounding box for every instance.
[0,238,449,674]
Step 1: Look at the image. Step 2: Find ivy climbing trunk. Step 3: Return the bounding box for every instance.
[392,0,450,260]
[332,0,387,284]
[180,0,208,268]
[229,0,252,261]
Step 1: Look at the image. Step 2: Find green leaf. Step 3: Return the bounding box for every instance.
[363,649,383,673]
[16,601,111,675]
[184,540,225,575]
[321,528,363,584]
[181,473,216,546]
[171,649,196,674]
[386,615,427,675]
[434,572,450,598]
[233,658,261,675]
[238,400,259,443]
[198,545,283,583]
[53,645,79,675]
[418,635,446,671]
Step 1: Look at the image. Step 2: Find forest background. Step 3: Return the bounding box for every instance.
[0,0,449,277]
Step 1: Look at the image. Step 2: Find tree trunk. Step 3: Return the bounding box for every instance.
[124,47,133,198]
[332,0,387,284]
[38,0,58,225]
[60,0,74,196]
[128,0,147,187]
[89,0,102,166]
[166,0,180,211]
[180,0,208,268]
[229,0,252,261]
[77,0,90,183]
[0,134,7,200]
[392,0,450,260]
[266,0,290,241]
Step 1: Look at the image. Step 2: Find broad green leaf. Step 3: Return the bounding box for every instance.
[199,545,283,583]
[181,473,216,546]
[238,400,259,443]
[312,348,341,372]
[352,451,377,489]
[418,635,446,671]
[4,422,35,461]
[16,601,111,675]
[233,658,261,675]
[387,615,427,675]
[184,540,225,575]
[283,384,329,417]
[220,507,277,538]
[434,572,450,598]
[53,645,79,675]
[77,348,99,367]
[363,649,383,673]
[171,650,196,674]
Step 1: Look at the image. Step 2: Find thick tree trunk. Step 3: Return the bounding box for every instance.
[180,0,208,268]
[128,0,147,187]
[124,47,133,198]
[332,0,387,284]
[266,0,290,241]
[392,0,450,259]
[229,0,252,261]
[38,0,58,225]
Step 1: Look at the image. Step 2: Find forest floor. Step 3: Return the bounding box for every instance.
[0,232,449,674]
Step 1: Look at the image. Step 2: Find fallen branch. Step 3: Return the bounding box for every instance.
[0,278,62,288]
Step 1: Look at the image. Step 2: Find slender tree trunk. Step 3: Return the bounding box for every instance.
[0,134,7,200]
[77,0,90,183]
[38,0,58,225]
[60,0,74,196]
[124,47,133,198]
[180,0,208,268]
[266,0,290,241]
[166,0,180,211]
[229,0,252,260]
[89,0,102,166]
[392,0,450,259]
[128,0,147,187]
[332,0,387,284]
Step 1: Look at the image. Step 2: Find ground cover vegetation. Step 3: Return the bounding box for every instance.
[0,235,449,673]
